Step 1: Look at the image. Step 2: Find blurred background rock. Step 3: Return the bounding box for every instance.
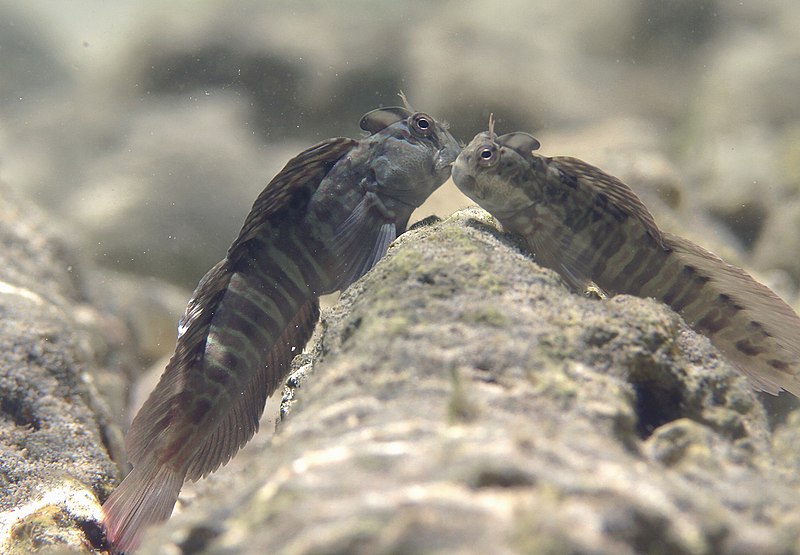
[2,0,799,298]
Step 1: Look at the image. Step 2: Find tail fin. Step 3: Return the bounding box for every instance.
[101,462,185,553]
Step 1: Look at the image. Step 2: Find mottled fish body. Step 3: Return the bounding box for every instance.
[102,106,460,552]
[452,125,800,398]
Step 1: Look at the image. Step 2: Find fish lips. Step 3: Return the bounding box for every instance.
[434,135,463,175]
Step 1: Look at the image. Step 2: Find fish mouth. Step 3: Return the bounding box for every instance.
[435,158,455,172]
[435,146,462,173]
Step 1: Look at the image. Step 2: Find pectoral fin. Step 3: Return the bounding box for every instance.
[526,231,594,292]
[332,196,397,289]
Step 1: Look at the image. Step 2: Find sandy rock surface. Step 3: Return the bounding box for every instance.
[135,209,800,555]
[0,184,136,554]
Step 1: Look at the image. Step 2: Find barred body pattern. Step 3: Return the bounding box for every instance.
[103,107,460,553]
[453,127,800,398]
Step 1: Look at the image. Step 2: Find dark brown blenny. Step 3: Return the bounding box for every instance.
[102,103,460,553]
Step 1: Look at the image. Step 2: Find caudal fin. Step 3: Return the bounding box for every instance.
[101,462,184,553]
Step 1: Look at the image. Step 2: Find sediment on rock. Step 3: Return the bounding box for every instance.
[136,208,800,555]
[0,183,140,554]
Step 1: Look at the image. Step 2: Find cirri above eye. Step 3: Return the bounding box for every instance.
[477,144,499,167]
[410,112,434,138]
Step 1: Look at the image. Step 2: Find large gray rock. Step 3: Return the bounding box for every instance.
[0,183,148,554]
[136,208,800,555]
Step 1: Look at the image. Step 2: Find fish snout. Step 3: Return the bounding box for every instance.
[452,162,482,199]
[435,147,460,173]
[435,132,463,170]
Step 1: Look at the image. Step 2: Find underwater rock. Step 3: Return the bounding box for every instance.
[136,208,800,555]
[0,183,140,553]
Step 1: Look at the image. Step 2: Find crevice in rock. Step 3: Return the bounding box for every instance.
[468,465,536,489]
[77,516,109,552]
[602,504,680,555]
[408,215,441,231]
[1,394,41,430]
[339,315,362,345]
[631,379,684,440]
[760,393,800,432]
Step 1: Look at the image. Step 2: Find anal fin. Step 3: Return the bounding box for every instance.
[665,233,800,397]
[185,298,321,481]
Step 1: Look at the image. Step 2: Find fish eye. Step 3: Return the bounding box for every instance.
[410,112,434,138]
[477,144,499,167]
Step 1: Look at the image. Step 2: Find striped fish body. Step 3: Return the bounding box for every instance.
[102,107,459,552]
[452,128,800,398]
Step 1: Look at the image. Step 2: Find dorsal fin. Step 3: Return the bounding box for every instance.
[550,156,668,250]
[231,137,357,253]
[124,261,229,465]
[105,138,356,552]
[359,107,412,134]
[665,232,800,396]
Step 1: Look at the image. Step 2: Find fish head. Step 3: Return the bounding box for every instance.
[359,106,461,209]
[452,126,541,219]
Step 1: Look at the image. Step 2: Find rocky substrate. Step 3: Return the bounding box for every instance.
[132,209,800,555]
[0,184,126,554]
[0,183,183,555]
